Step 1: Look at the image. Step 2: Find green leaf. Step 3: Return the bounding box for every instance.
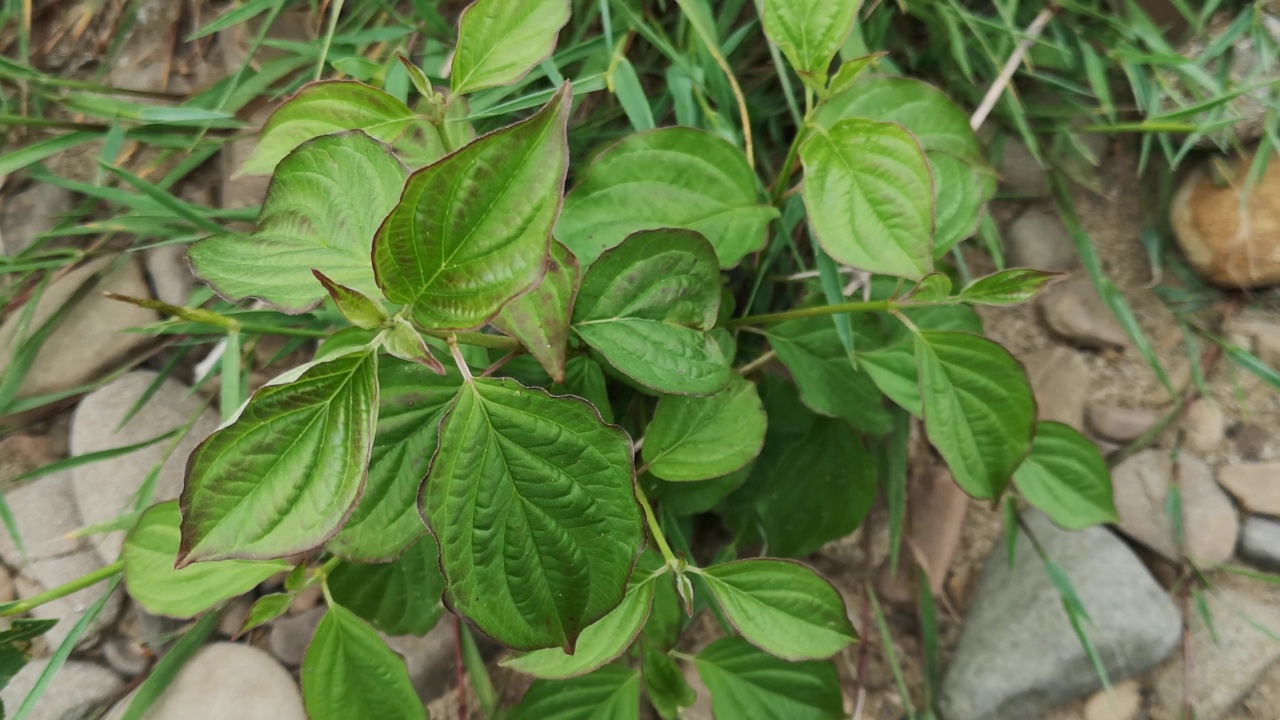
[314,271,388,330]
[695,637,844,720]
[302,603,425,720]
[915,331,1035,499]
[572,229,731,396]
[641,643,695,719]
[800,118,934,280]
[450,0,571,95]
[508,666,641,720]
[327,534,445,636]
[190,132,406,313]
[643,375,766,481]
[761,0,860,91]
[502,568,660,678]
[0,619,57,693]
[553,356,613,423]
[179,350,379,564]
[765,315,891,434]
[699,559,855,661]
[1014,422,1118,530]
[492,241,580,383]
[958,269,1069,307]
[240,592,293,634]
[726,416,875,557]
[649,465,751,516]
[905,273,952,303]
[240,81,416,176]
[813,76,991,256]
[394,94,477,169]
[328,355,461,562]
[827,54,883,97]
[422,378,643,651]
[124,502,290,618]
[860,342,921,415]
[373,85,570,331]
[556,128,778,268]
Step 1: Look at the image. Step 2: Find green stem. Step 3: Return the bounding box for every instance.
[636,489,678,566]
[725,299,897,328]
[0,560,124,617]
[423,328,522,353]
[770,125,810,207]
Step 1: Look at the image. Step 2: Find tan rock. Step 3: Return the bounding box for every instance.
[0,256,158,400]
[1171,150,1280,288]
[1111,451,1238,563]
[1083,680,1142,720]
[1087,405,1159,443]
[1181,399,1226,455]
[1039,277,1130,350]
[1023,347,1091,429]
[1218,461,1280,515]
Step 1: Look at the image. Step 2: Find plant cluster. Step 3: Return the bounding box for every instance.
[3,0,1131,717]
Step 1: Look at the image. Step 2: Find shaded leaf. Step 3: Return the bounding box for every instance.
[557,128,778,268]
[422,378,643,651]
[508,666,641,720]
[695,637,844,720]
[502,568,660,679]
[492,241,580,382]
[649,465,752,517]
[328,534,446,636]
[766,315,892,434]
[328,356,461,562]
[373,85,570,330]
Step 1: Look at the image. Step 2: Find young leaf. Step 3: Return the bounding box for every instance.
[726,417,875,557]
[450,0,572,95]
[765,315,892,434]
[641,643,696,719]
[314,271,387,330]
[760,0,860,91]
[501,568,660,679]
[190,132,406,313]
[695,637,844,720]
[959,269,1067,307]
[915,331,1035,500]
[123,502,290,619]
[492,241,580,382]
[395,95,477,169]
[699,559,856,661]
[1014,422,1119,530]
[905,273,953,303]
[302,603,425,720]
[373,85,571,331]
[827,54,883,97]
[643,375,766,482]
[179,350,379,564]
[380,318,446,372]
[240,592,294,635]
[572,229,731,396]
[422,378,643,651]
[800,118,934,280]
[508,665,641,720]
[240,81,416,176]
[556,128,778,268]
[328,356,461,562]
[327,534,445,636]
